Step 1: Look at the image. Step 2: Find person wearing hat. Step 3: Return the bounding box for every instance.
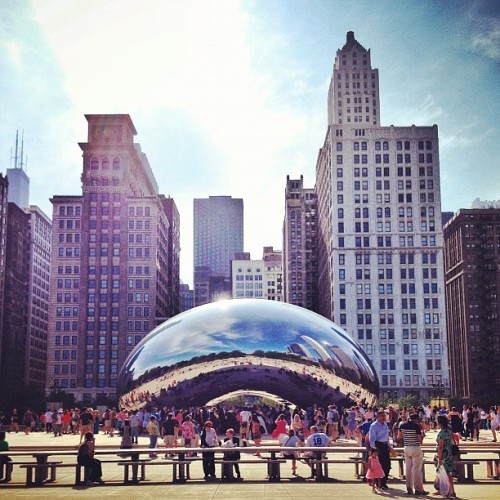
[398,413,428,496]
[368,409,392,489]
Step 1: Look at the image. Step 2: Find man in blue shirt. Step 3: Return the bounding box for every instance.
[369,409,392,489]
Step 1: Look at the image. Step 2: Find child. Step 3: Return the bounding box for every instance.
[366,449,385,493]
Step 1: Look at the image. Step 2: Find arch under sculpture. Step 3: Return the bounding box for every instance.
[117,300,379,409]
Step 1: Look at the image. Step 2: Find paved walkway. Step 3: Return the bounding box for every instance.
[1,429,498,499]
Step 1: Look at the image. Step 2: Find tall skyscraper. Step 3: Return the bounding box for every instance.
[283,175,318,311]
[46,114,180,403]
[0,136,52,393]
[444,207,500,402]
[315,32,449,400]
[193,196,243,305]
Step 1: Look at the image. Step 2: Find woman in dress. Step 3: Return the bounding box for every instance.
[436,415,456,498]
[346,407,357,439]
[272,414,288,440]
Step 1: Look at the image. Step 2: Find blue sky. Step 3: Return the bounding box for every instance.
[1,0,498,285]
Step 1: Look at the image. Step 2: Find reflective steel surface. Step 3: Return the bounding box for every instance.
[117,299,379,408]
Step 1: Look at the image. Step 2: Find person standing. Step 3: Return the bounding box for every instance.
[10,409,19,433]
[79,408,94,445]
[22,409,34,435]
[222,428,241,480]
[398,413,428,495]
[369,409,392,490]
[436,415,456,498]
[489,406,500,442]
[161,412,179,457]
[200,420,219,480]
[129,410,140,444]
[146,415,160,458]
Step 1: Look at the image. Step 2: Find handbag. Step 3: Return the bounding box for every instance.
[434,465,450,496]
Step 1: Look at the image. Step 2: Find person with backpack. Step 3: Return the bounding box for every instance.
[327,404,340,441]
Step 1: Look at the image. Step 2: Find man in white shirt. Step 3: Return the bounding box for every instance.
[305,425,331,478]
[44,410,53,434]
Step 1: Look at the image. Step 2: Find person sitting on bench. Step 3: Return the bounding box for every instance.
[78,432,105,485]
[0,432,12,483]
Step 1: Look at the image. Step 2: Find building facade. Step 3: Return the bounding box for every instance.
[283,175,318,310]
[46,114,180,403]
[444,208,500,402]
[26,206,52,388]
[1,202,30,390]
[193,196,243,305]
[0,174,8,377]
[231,246,283,301]
[315,32,449,400]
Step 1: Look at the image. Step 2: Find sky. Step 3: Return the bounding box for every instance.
[1,0,499,285]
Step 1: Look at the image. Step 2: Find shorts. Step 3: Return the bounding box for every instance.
[164,435,176,446]
[184,438,192,446]
[252,433,262,439]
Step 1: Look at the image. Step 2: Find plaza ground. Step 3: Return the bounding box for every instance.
[0,428,498,499]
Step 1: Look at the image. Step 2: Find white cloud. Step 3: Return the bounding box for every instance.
[470,19,500,60]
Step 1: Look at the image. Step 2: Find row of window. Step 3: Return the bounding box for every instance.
[235,291,264,297]
[379,359,442,371]
[335,153,433,164]
[357,328,440,340]
[335,140,433,152]
[337,234,438,249]
[359,343,442,356]
[352,312,441,325]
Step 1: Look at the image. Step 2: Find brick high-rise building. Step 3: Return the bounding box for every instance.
[444,207,500,402]
[46,114,180,402]
[283,175,318,310]
[315,32,449,400]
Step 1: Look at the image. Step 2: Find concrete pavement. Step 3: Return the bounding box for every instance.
[0,428,498,499]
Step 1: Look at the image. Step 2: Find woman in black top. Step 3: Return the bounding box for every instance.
[78,432,104,485]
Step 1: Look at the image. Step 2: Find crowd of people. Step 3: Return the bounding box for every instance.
[0,401,498,490]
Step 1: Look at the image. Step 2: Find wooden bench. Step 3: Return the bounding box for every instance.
[118,459,192,483]
[20,461,64,487]
[0,460,36,483]
[216,458,287,481]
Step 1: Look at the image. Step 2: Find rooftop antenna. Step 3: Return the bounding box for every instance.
[10,130,27,170]
[12,130,19,168]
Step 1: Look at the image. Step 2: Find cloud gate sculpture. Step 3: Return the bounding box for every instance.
[117,300,379,409]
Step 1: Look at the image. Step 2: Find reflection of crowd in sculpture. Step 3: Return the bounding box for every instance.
[119,355,374,411]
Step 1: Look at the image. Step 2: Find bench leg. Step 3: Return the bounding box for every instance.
[48,464,57,482]
[74,464,82,485]
[123,464,130,483]
[25,466,34,487]
[466,464,474,482]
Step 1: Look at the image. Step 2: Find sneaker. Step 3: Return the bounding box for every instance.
[85,479,94,486]
[380,485,389,490]
[415,491,429,496]
[407,488,414,495]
